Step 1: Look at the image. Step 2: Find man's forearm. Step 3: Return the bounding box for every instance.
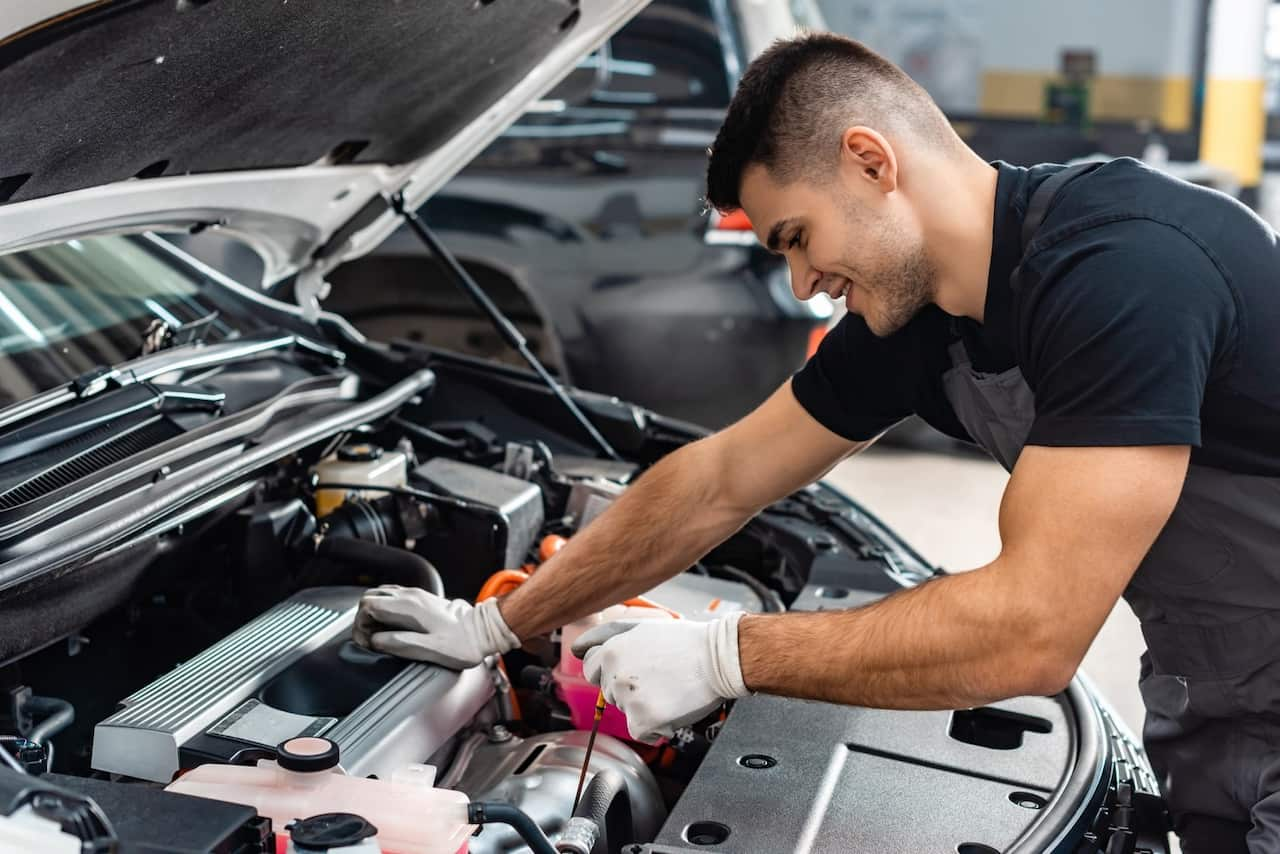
[499,441,751,639]
[738,560,1071,709]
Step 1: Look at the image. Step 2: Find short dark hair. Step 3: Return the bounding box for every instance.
[705,33,956,212]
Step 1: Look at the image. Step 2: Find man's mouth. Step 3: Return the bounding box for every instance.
[820,277,854,310]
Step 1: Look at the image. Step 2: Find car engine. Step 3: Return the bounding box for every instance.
[0,377,811,852]
[0,340,1159,853]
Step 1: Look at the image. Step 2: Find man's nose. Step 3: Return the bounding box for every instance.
[788,259,821,301]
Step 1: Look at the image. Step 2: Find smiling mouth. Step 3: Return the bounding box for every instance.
[820,277,853,308]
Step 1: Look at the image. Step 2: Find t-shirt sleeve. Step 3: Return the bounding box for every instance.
[1020,221,1236,448]
[790,312,922,441]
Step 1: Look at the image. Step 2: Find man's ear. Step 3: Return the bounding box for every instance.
[839,127,898,193]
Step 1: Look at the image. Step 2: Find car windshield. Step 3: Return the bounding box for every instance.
[0,234,262,406]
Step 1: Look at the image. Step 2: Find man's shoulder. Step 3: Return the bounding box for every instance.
[1032,158,1246,258]
[1022,159,1229,294]
[1017,214,1229,327]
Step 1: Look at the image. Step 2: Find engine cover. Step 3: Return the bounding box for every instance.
[92,587,493,782]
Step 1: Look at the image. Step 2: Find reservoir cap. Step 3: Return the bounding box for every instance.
[337,443,383,463]
[277,736,340,773]
[289,813,378,851]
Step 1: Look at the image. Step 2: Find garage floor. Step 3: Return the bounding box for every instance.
[825,446,1148,736]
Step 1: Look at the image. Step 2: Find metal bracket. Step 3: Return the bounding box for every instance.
[295,266,332,324]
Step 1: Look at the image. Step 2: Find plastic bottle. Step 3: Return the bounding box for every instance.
[312,444,409,517]
[166,738,471,854]
[553,604,674,741]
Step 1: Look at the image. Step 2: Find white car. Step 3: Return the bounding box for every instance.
[0,3,1165,852]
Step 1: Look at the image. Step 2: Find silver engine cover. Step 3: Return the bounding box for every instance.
[92,587,493,782]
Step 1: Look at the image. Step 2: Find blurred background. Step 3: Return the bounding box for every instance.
[180,0,1280,736]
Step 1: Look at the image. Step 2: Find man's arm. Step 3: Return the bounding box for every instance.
[498,381,865,639]
[738,443,1189,708]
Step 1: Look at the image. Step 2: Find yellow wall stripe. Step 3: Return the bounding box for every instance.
[978,71,1192,132]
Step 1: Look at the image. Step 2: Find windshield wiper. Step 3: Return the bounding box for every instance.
[388,193,621,461]
[140,309,222,356]
[0,382,224,468]
[0,331,345,435]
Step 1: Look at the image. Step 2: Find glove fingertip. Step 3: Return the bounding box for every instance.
[570,620,640,659]
[581,647,603,686]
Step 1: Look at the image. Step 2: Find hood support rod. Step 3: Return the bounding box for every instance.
[388,193,620,461]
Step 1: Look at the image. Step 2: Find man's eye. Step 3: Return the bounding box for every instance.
[787,232,802,249]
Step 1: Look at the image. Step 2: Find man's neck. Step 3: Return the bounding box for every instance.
[917,153,999,323]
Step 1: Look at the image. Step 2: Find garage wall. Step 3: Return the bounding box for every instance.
[817,0,1201,131]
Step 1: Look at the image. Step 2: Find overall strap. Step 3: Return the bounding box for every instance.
[1020,161,1102,251]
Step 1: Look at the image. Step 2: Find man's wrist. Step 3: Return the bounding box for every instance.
[476,597,520,654]
[710,611,750,698]
[736,612,769,694]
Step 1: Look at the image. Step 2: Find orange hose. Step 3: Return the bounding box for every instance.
[478,569,677,619]
[474,569,529,722]
[622,597,681,619]
[476,569,529,603]
[539,534,567,563]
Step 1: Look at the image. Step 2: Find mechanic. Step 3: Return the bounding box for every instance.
[353,33,1280,853]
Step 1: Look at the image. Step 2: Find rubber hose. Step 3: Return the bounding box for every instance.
[709,564,785,613]
[0,738,28,775]
[467,803,557,854]
[572,769,633,854]
[315,536,445,597]
[27,696,74,745]
[391,416,468,451]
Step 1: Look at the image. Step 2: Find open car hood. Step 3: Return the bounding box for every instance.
[0,0,645,284]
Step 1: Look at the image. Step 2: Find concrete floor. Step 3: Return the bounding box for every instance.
[824,445,1148,736]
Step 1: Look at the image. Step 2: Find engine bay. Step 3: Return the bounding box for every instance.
[0,337,1156,853]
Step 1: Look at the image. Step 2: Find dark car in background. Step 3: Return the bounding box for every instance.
[320,0,834,429]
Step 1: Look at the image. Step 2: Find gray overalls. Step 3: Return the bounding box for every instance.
[942,164,1280,853]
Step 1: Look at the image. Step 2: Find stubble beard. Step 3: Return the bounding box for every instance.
[861,243,937,337]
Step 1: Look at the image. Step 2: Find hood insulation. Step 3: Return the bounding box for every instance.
[0,0,579,205]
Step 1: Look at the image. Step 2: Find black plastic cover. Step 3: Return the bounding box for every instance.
[0,768,116,849]
[43,772,271,854]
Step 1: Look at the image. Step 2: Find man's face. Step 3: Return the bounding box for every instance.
[739,163,936,337]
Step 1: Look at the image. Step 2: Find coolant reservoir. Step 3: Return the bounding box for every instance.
[554,605,674,742]
[312,444,409,517]
[166,737,471,854]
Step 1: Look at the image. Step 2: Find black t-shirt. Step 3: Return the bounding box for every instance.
[792,157,1280,477]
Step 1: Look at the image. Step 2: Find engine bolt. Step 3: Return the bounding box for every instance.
[487,724,513,744]
[738,754,777,770]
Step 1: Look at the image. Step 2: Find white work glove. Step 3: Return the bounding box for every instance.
[572,613,750,743]
[352,584,519,670]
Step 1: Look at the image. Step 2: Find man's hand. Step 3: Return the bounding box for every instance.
[572,614,750,743]
[352,585,519,670]
[497,381,864,641]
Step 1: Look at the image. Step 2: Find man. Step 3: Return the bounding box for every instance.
[353,33,1280,853]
